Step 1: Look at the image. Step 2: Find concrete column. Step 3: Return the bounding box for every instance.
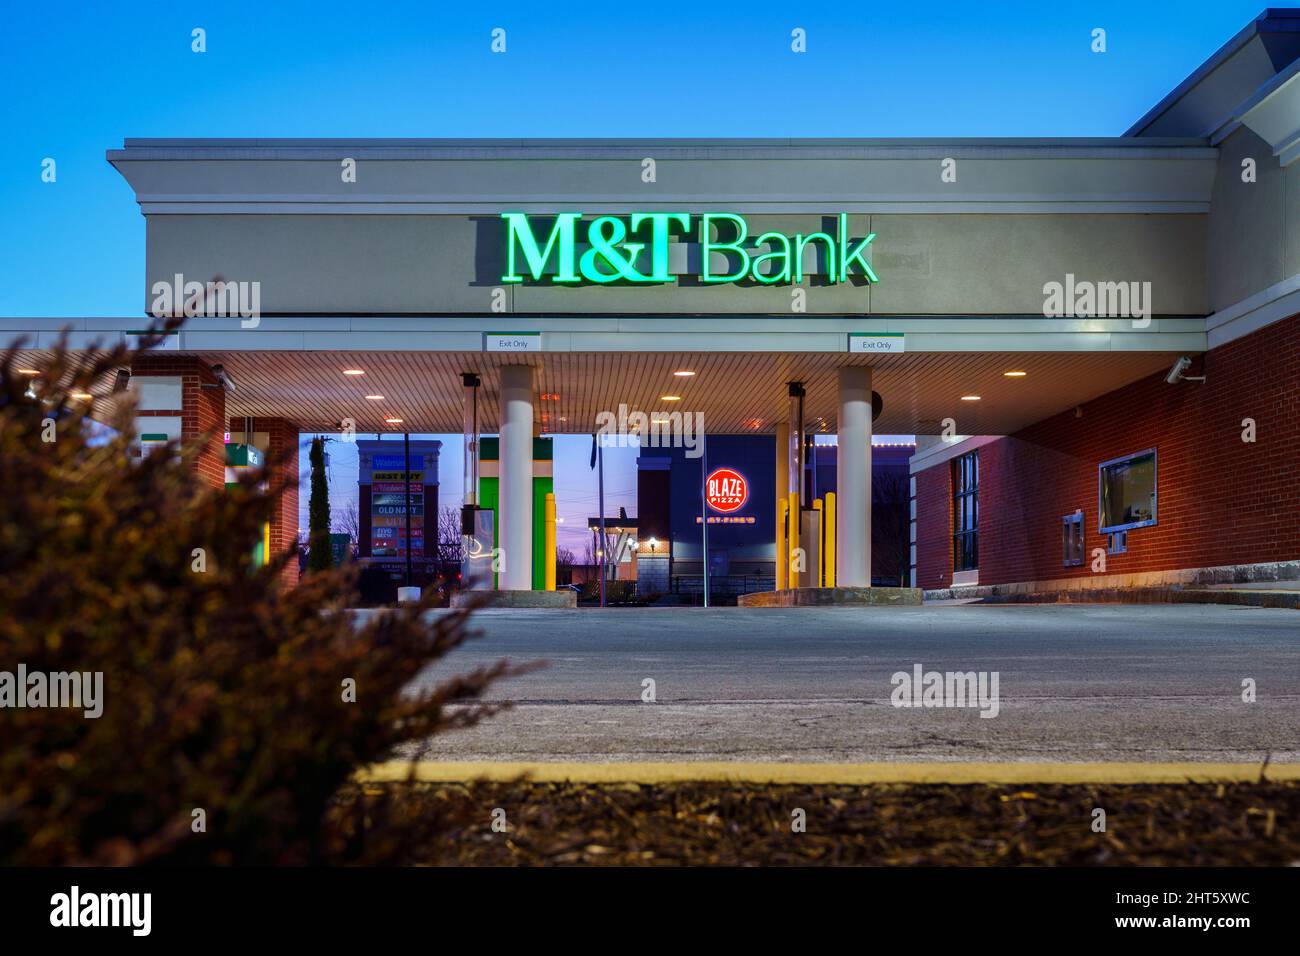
[498,365,534,590]
[836,367,873,587]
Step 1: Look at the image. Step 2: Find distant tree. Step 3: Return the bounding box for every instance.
[556,546,576,584]
[306,436,333,572]
[336,499,360,548]
[437,505,464,565]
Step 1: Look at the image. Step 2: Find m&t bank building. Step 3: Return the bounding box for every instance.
[11,9,1299,602]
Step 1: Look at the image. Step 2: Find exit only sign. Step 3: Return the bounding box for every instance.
[849,332,905,354]
[485,331,541,352]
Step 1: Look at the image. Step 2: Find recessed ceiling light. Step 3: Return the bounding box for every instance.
[384,417,403,424]
[17,369,39,376]
[660,395,682,402]
[343,369,365,376]
[960,395,981,401]
[71,392,94,400]
[365,394,384,400]
[1003,370,1027,377]
[541,392,560,401]
[651,418,670,424]
[672,370,695,377]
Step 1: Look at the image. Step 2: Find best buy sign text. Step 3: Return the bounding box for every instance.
[500,213,878,286]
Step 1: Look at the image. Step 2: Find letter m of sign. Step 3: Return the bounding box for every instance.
[501,213,581,283]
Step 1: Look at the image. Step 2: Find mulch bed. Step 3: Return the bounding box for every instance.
[337,780,1300,866]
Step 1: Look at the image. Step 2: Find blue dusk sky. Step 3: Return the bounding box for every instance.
[0,1,1276,541]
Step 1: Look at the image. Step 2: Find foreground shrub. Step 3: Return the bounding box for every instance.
[0,332,521,865]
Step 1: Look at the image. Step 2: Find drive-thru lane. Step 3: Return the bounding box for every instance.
[375,604,1300,763]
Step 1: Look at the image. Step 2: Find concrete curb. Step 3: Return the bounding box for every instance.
[940,588,1300,610]
[923,559,1300,603]
[450,590,577,609]
[359,760,1300,786]
[739,586,923,607]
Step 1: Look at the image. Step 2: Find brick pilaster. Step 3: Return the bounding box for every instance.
[131,355,226,488]
[253,417,301,590]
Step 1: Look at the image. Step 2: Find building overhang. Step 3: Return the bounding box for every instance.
[1126,7,1300,140]
[10,335,1193,439]
[107,137,1217,217]
[1233,55,1300,165]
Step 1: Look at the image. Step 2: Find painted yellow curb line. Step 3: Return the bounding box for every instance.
[359,761,1300,786]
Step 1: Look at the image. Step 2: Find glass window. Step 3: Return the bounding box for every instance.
[1062,510,1083,567]
[1098,449,1157,534]
[951,451,979,572]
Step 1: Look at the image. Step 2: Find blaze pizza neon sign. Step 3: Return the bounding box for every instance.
[705,467,749,513]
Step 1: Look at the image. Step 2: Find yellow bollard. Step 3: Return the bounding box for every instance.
[787,490,800,589]
[544,492,557,590]
[825,491,836,588]
[776,495,788,591]
[813,498,823,587]
[775,422,789,591]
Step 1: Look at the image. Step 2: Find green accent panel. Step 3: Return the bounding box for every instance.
[477,436,553,462]
[139,433,169,441]
[532,476,553,590]
[479,476,499,589]
[226,477,268,569]
[477,473,552,590]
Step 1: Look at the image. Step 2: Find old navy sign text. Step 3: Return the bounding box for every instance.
[500,213,878,286]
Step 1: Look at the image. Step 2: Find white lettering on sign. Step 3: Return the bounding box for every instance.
[848,333,904,354]
[485,332,541,352]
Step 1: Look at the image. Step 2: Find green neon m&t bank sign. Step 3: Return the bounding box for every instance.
[499,212,878,286]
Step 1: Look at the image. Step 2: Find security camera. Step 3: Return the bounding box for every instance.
[1165,356,1205,385]
[210,364,236,394]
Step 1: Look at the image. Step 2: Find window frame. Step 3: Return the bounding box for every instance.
[951,451,979,573]
[1062,510,1084,567]
[1097,447,1158,535]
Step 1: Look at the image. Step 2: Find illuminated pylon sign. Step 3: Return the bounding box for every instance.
[500,213,879,286]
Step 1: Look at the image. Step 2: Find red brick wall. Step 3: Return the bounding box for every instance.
[133,360,300,589]
[915,465,953,589]
[133,356,226,488]
[253,418,300,590]
[916,315,1300,590]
